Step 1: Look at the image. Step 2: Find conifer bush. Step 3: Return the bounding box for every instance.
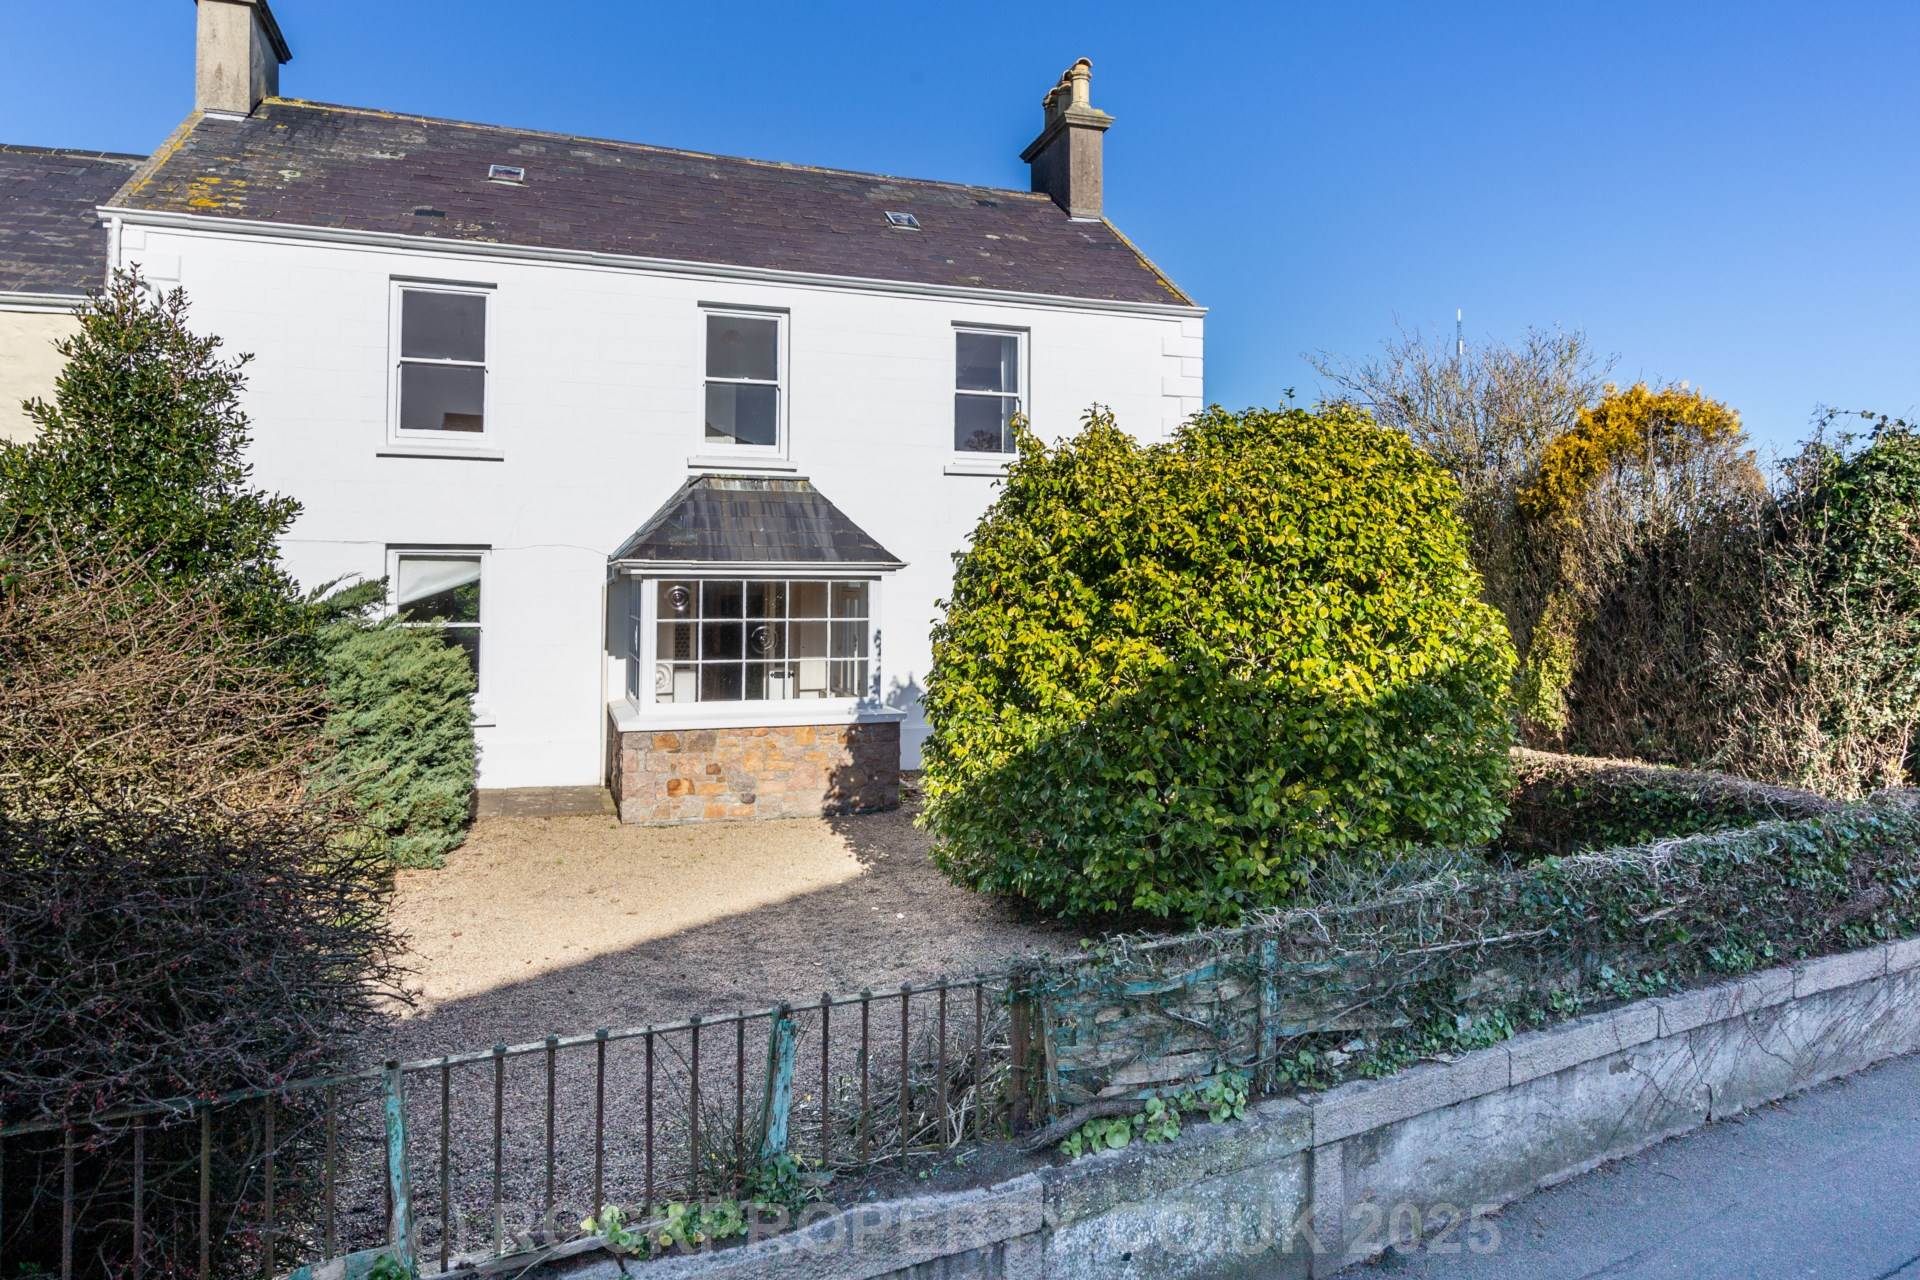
[922,405,1516,924]
[313,604,478,869]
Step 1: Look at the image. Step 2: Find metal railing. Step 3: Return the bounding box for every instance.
[0,973,1022,1278]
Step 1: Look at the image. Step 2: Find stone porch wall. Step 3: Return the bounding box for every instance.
[607,716,899,823]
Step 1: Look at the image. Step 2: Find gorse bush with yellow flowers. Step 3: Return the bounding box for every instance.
[1513,382,1761,735]
[921,405,1516,925]
[1322,321,1920,796]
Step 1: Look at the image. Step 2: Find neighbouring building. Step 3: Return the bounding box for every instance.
[0,145,144,440]
[78,0,1204,819]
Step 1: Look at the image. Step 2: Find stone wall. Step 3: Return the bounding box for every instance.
[552,937,1920,1279]
[607,716,899,823]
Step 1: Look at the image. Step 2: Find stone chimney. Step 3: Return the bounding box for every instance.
[195,0,292,118]
[1020,59,1113,221]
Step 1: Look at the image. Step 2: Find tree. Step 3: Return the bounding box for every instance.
[0,272,476,859]
[1517,382,1763,737]
[1311,326,1610,683]
[0,270,307,652]
[1712,414,1920,794]
[1312,324,1609,500]
[921,405,1516,925]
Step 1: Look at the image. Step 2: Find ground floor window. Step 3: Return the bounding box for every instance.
[394,551,484,688]
[653,577,870,704]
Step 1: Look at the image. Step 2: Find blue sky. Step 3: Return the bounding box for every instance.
[4,0,1915,453]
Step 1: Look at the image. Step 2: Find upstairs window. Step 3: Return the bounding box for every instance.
[394,551,485,690]
[653,577,870,704]
[954,328,1023,454]
[395,284,488,435]
[704,310,784,451]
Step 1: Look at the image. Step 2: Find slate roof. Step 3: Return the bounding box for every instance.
[610,475,905,568]
[0,145,144,296]
[111,99,1193,306]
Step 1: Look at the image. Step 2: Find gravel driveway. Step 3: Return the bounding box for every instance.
[329,804,1079,1263]
[378,801,1078,1056]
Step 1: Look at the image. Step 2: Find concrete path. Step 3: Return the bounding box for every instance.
[1366,1051,1920,1279]
[472,785,614,818]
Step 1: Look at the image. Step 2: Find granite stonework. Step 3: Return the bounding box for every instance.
[549,938,1920,1279]
[606,715,899,823]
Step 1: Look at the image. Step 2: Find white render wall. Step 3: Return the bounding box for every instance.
[0,305,80,441]
[112,220,1203,787]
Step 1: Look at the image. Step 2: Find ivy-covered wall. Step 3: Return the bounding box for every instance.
[1022,796,1920,1113]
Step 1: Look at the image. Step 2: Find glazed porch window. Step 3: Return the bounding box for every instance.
[653,578,870,703]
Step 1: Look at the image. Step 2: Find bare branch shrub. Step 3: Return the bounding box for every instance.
[0,544,403,1275]
[1568,415,1920,795]
[1312,325,1610,663]
[0,545,325,818]
[1564,497,1770,762]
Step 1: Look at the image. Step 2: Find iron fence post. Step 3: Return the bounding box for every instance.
[382,1060,416,1269]
[757,1004,798,1165]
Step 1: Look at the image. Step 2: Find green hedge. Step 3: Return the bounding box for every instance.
[1025,798,1920,1104]
[312,616,476,869]
[922,405,1517,924]
[1498,748,1835,861]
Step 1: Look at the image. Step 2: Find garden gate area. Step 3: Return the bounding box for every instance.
[9,754,1920,1279]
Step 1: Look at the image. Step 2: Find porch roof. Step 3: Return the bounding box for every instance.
[609,474,904,570]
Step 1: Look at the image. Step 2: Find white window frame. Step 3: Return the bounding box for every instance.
[951,323,1028,459]
[387,545,493,723]
[630,568,883,728]
[389,279,492,446]
[698,304,789,461]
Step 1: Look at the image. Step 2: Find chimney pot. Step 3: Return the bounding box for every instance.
[195,0,292,118]
[1021,58,1112,221]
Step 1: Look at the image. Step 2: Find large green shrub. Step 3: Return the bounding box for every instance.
[922,405,1517,924]
[312,605,477,869]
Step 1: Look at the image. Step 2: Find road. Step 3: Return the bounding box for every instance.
[1366,1052,1920,1279]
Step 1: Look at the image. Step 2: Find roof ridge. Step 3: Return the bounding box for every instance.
[1098,217,1194,307]
[0,143,145,163]
[113,113,203,210]
[265,97,1053,201]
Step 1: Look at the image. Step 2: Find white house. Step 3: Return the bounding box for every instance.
[96,0,1204,819]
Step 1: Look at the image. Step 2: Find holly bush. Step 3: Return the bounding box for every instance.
[0,271,309,657]
[922,405,1516,924]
